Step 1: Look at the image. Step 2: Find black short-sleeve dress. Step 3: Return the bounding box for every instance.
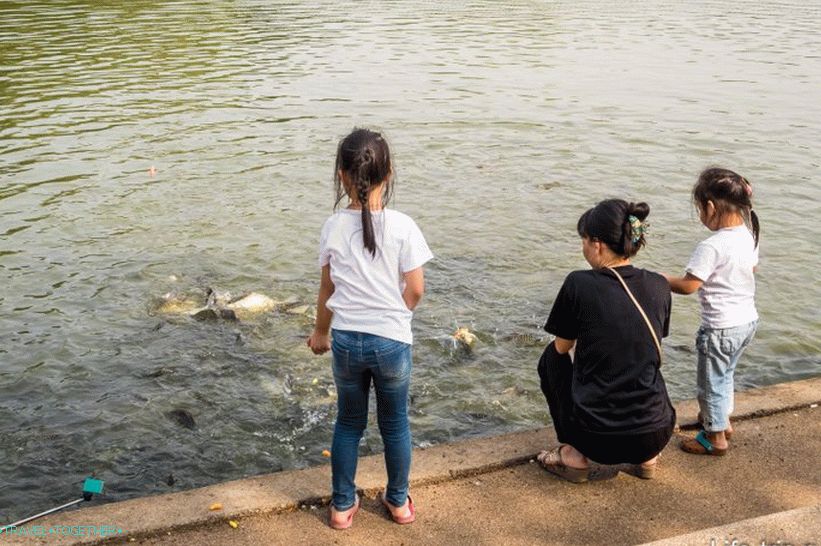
[540,265,676,464]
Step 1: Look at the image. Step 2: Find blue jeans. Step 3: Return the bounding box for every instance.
[696,320,757,432]
[330,329,412,511]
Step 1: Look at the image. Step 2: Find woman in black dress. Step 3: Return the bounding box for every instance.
[537,199,675,482]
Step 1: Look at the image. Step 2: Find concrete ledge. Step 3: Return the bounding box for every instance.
[4,376,820,545]
[639,503,821,546]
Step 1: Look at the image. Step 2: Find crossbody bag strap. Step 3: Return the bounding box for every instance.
[605,267,663,367]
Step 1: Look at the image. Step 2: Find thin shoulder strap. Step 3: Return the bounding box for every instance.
[605,267,663,367]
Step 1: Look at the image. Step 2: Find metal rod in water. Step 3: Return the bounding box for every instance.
[2,498,84,531]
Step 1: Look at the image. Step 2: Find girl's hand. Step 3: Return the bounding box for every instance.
[307,331,331,355]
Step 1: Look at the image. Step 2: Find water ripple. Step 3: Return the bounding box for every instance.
[2,0,820,522]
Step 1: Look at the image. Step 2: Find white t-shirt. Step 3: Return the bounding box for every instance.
[686,225,759,329]
[318,208,433,344]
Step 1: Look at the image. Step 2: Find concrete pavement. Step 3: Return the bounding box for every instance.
[2,377,819,545]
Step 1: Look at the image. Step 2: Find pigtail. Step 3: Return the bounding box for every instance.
[750,209,760,248]
[740,176,760,248]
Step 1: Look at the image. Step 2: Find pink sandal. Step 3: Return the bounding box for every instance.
[381,492,416,524]
[329,495,360,530]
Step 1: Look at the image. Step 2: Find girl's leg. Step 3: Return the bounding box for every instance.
[330,336,371,511]
[725,320,758,424]
[696,327,732,441]
[693,323,755,452]
[371,340,413,509]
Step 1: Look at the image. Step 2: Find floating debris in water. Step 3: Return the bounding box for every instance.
[452,327,477,349]
[166,473,175,486]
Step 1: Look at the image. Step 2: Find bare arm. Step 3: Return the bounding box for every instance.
[402,266,425,311]
[664,272,703,295]
[307,264,334,355]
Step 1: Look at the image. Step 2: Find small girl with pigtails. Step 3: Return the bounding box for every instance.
[666,168,760,457]
[307,128,433,529]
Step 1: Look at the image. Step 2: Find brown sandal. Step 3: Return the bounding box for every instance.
[680,431,728,456]
[536,446,589,483]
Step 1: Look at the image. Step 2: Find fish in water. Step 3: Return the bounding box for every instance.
[155,293,202,315]
[155,287,282,321]
[501,332,544,347]
[166,408,196,430]
[224,292,277,314]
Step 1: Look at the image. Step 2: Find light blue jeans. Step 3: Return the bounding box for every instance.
[330,329,412,511]
[696,320,757,432]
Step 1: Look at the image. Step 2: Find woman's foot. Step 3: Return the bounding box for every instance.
[329,495,360,530]
[381,492,416,524]
[681,430,729,456]
[629,455,658,479]
[536,444,589,483]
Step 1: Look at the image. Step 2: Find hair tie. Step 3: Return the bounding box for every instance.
[628,215,647,244]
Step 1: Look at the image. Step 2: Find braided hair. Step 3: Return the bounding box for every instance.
[693,167,759,247]
[333,128,393,256]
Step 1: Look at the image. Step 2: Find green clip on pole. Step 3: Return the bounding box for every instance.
[82,477,104,501]
[2,477,105,531]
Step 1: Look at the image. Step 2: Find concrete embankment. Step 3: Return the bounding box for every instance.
[3,377,820,545]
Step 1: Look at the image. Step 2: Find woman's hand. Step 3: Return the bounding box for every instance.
[307,330,331,355]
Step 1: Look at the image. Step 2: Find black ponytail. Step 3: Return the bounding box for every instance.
[750,209,760,248]
[577,199,650,258]
[333,128,393,257]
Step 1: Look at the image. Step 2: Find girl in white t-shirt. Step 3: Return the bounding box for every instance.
[307,128,433,530]
[666,167,760,456]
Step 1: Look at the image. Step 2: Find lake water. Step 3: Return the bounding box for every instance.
[1,0,819,521]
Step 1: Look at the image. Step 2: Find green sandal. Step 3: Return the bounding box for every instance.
[680,430,728,456]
